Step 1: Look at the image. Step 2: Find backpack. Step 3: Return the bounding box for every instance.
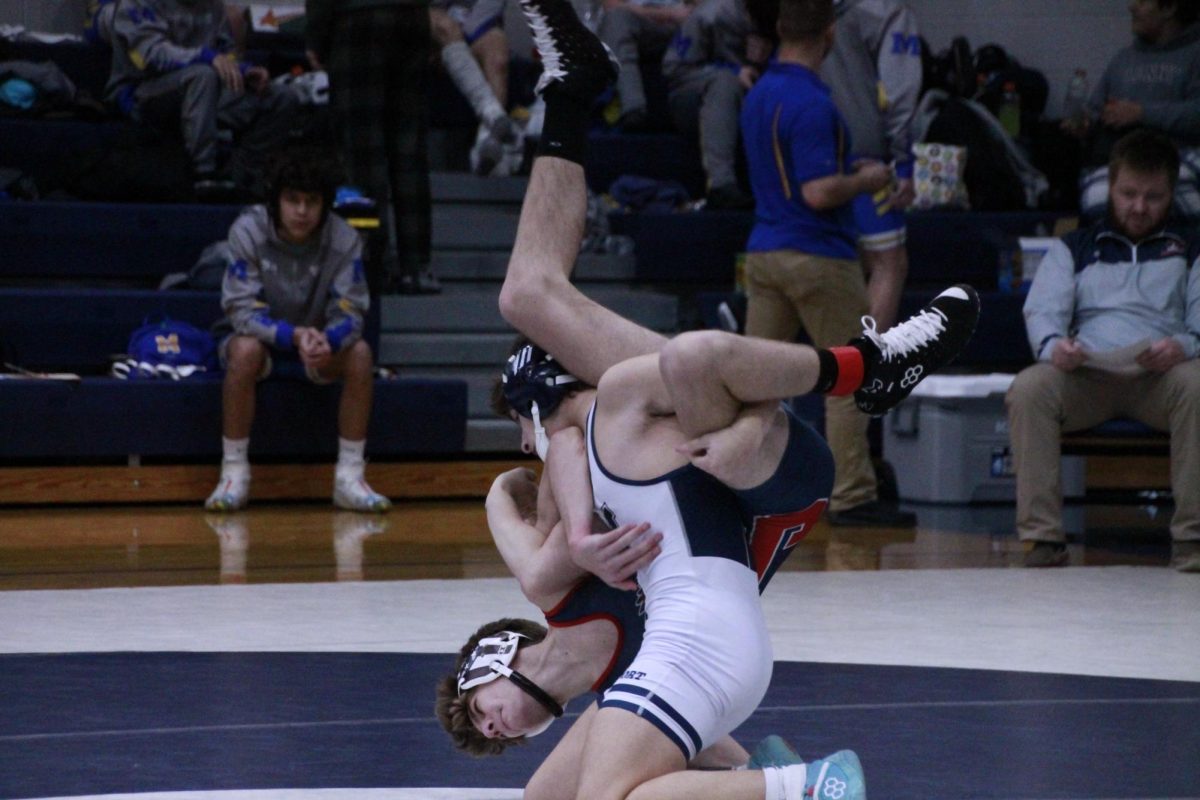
[115,317,218,379]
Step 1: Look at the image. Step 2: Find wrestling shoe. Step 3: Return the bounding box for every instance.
[748,735,804,769]
[518,0,618,98]
[333,472,392,513]
[782,750,866,800]
[851,284,980,416]
[205,464,250,512]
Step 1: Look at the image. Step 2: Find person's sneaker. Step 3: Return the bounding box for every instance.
[333,473,392,512]
[518,0,618,98]
[748,734,804,769]
[851,284,980,416]
[205,465,250,512]
[470,124,505,176]
[1169,540,1200,573]
[827,499,917,528]
[1024,540,1068,568]
[781,750,866,800]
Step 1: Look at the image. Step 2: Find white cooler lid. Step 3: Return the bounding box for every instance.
[907,373,1017,398]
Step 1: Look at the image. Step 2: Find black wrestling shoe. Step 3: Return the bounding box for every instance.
[519,0,618,98]
[851,284,980,416]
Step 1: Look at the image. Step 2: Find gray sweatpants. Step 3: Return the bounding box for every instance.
[597,5,676,117]
[134,63,298,180]
[666,66,743,191]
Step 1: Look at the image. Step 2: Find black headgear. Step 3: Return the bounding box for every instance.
[501,344,579,420]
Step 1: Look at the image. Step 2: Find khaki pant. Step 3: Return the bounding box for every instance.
[744,250,874,511]
[1005,361,1200,543]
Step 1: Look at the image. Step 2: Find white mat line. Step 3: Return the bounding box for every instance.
[6,696,1195,744]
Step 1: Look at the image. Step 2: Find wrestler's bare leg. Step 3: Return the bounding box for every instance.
[499,156,666,387]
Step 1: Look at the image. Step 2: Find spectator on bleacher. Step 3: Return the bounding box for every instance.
[1008,130,1200,571]
[661,0,765,209]
[596,0,692,132]
[820,0,921,332]
[105,0,300,200]
[740,0,910,527]
[206,147,392,514]
[431,0,522,175]
[1069,0,1200,226]
[306,0,440,294]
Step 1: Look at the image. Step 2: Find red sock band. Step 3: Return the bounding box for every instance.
[828,346,864,395]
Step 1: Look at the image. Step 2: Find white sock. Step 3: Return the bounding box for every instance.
[441,41,505,126]
[337,437,366,474]
[762,766,787,800]
[222,437,249,468]
[780,763,810,799]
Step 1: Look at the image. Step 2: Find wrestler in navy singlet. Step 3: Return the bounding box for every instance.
[543,577,645,693]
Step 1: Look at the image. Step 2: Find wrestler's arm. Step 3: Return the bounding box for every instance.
[485,468,587,607]
[546,427,661,590]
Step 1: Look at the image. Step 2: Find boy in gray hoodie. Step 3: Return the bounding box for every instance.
[207,147,390,513]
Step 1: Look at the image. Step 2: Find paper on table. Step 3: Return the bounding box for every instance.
[1082,339,1152,376]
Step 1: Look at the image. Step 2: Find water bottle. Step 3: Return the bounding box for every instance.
[998,81,1021,138]
[1063,68,1089,127]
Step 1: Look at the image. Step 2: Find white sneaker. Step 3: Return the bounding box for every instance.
[205,465,250,512]
[333,472,392,512]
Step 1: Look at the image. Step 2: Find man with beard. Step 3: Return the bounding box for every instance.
[1007,130,1200,571]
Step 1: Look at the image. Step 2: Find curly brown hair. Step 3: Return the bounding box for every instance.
[434,617,549,756]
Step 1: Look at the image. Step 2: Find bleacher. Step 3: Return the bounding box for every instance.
[0,35,1167,505]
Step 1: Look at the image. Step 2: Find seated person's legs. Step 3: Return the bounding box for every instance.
[134,64,223,186]
[207,335,269,511]
[311,339,392,512]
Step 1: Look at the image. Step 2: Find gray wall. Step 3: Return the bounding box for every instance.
[4,0,1132,116]
[0,0,81,33]
[908,0,1128,117]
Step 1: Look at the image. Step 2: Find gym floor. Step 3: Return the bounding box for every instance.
[1,499,1197,799]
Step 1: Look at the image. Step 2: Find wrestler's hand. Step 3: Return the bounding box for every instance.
[570,522,662,591]
[496,467,540,519]
[675,403,775,485]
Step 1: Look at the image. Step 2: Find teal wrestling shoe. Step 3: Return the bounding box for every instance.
[748,734,804,769]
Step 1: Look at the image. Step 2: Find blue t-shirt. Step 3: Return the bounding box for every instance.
[741,61,857,259]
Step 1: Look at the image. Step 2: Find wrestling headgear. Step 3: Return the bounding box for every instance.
[501,344,579,461]
[456,630,564,736]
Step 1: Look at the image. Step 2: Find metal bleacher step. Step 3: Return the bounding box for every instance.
[403,365,511,417]
[431,204,521,250]
[379,332,516,367]
[431,173,528,205]
[380,287,680,334]
[429,250,637,282]
[466,418,523,453]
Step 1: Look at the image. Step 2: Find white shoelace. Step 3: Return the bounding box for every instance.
[522,9,565,87]
[859,308,947,362]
